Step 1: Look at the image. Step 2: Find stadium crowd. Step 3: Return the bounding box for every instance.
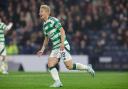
[0,0,127,58]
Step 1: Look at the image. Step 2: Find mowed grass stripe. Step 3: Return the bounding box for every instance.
[0,72,128,89]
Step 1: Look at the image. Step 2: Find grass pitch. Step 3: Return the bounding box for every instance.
[0,72,128,89]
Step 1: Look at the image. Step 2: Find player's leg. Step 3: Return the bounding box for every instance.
[62,49,95,76]
[64,59,95,77]
[0,56,8,74]
[0,45,8,74]
[64,59,87,70]
[48,49,63,88]
[48,57,61,83]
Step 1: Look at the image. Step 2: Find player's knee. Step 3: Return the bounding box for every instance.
[66,65,73,70]
[48,63,55,68]
[0,56,4,60]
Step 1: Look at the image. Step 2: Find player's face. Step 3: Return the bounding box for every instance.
[39,8,48,20]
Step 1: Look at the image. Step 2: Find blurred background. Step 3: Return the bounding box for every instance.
[0,0,128,71]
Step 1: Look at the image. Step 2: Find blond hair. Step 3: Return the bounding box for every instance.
[40,5,50,14]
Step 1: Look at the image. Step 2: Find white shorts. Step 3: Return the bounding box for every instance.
[0,43,6,56]
[49,48,72,62]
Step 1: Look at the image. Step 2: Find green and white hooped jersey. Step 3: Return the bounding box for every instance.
[0,22,7,44]
[0,22,7,55]
[42,16,70,51]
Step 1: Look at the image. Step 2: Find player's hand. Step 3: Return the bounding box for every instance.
[60,43,65,51]
[6,22,13,30]
[37,50,44,57]
[9,22,13,26]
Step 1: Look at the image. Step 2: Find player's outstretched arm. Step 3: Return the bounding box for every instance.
[37,36,49,56]
[5,22,13,31]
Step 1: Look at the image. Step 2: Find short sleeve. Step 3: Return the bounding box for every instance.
[0,22,7,30]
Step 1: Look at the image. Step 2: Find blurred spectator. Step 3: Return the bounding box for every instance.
[6,40,19,55]
[122,30,128,48]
